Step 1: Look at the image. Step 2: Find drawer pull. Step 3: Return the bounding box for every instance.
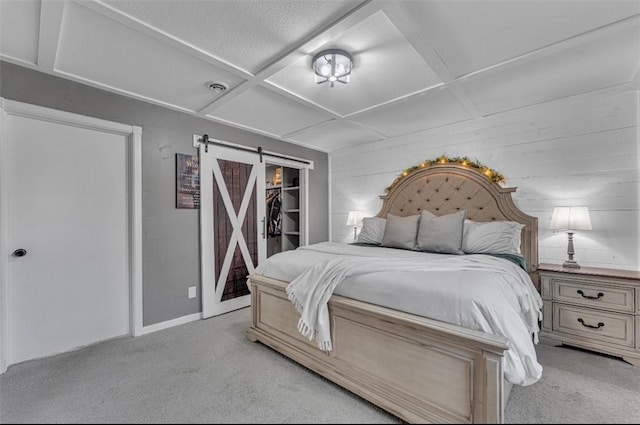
[576,289,604,300]
[577,318,605,329]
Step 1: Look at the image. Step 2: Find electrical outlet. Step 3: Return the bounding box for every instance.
[188,286,197,299]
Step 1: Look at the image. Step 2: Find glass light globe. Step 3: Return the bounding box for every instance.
[312,49,353,87]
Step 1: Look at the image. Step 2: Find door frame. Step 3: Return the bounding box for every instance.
[0,98,143,373]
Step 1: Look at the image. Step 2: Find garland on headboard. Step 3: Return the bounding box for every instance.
[385,155,505,193]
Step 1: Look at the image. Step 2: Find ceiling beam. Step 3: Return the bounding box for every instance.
[458,13,640,82]
[380,2,483,119]
[37,0,65,72]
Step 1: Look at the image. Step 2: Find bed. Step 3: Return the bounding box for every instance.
[246,163,541,423]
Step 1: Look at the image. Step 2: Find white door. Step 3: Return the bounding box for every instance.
[4,109,130,365]
[200,144,266,318]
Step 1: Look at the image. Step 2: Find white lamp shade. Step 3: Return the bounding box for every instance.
[346,211,364,226]
[550,207,592,231]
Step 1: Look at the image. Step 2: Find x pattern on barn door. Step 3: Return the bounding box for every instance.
[212,159,257,301]
[200,145,265,318]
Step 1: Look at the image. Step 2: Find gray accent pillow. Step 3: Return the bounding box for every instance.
[356,217,386,245]
[380,213,421,250]
[416,210,466,254]
[462,219,525,255]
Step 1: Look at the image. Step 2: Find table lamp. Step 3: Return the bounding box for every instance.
[346,211,364,242]
[550,206,592,268]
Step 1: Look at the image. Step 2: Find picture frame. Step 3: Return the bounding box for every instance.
[176,153,200,209]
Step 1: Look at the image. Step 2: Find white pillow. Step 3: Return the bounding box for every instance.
[416,210,466,254]
[356,217,386,245]
[462,220,525,255]
[380,213,420,250]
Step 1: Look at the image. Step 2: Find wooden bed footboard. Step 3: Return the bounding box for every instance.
[246,274,511,424]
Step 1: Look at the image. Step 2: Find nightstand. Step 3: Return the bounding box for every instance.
[538,263,640,366]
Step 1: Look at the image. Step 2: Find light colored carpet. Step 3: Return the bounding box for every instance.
[506,337,640,424]
[1,307,639,423]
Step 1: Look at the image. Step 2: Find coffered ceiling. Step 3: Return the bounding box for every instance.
[1,0,639,152]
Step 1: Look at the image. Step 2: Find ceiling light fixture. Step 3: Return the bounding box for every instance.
[312,49,353,88]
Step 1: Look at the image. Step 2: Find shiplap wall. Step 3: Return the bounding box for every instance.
[331,87,639,271]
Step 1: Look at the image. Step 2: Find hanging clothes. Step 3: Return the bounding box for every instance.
[266,190,282,237]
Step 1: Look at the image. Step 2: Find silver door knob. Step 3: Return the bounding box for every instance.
[12,249,27,257]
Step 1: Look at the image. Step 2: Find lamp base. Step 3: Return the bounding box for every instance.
[563,260,581,269]
[563,232,581,269]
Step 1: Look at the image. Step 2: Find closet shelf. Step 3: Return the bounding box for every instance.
[267,164,303,256]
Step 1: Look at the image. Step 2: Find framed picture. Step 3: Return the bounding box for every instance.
[176,153,200,209]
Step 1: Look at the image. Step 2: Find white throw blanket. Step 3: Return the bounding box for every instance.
[285,252,542,353]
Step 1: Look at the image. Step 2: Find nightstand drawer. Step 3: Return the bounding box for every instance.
[553,304,634,348]
[550,278,634,313]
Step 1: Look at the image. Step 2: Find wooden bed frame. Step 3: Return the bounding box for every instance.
[246,164,539,423]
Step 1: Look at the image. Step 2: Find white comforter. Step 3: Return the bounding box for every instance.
[254,242,544,386]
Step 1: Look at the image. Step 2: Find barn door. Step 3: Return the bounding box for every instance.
[200,144,265,318]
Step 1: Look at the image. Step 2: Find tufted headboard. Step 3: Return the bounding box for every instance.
[376,164,538,272]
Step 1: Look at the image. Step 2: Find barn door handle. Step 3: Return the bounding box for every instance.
[261,217,266,239]
[12,248,27,257]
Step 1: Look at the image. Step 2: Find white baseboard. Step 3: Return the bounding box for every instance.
[138,313,201,336]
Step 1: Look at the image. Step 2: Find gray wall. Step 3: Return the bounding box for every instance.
[1,61,329,326]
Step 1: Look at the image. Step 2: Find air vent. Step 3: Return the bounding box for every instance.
[205,81,228,93]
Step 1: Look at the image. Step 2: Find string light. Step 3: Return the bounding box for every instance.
[385,155,505,192]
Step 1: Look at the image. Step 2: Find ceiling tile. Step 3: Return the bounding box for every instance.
[350,88,472,137]
[207,86,330,137]
[55,2,244,112]
[287,120,383,151]
[460,22,640,116]
[102,0,363,74]
[0,0,40,65]
[405,0,640,77]
[267,10,442,116]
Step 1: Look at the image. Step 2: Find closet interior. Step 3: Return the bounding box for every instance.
[266,164,303,258]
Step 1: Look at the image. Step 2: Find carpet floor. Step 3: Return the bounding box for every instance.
[1,307,639,423]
